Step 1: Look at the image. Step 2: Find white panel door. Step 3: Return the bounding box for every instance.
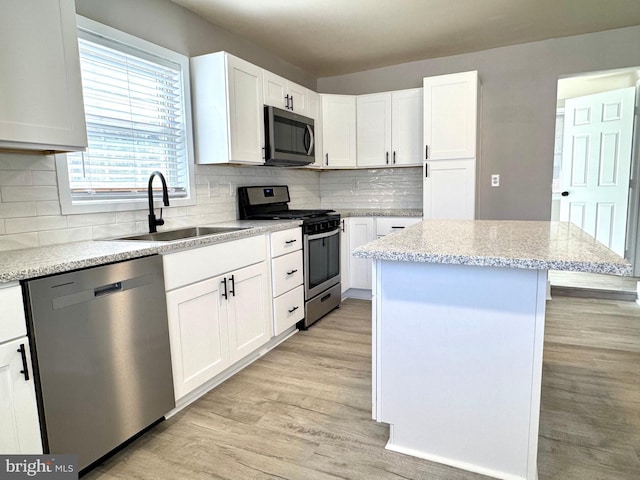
[227,262,272,363]
[392,88,423,166]
[357,93,392,167]
[559,87,635,256]
[227,55,264,164]
[166,277,230,400]
[423,159,476,219]
[0,338,42,454]
[348,218,375,289]
[321,95,357,168]
[423,71,478,160]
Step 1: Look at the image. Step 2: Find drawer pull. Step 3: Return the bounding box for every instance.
[17,344,30,381]
[288,306,299,314]
[286,269,298,275]
[285,239,297,244]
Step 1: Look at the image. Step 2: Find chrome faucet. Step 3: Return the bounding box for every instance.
[148,171,170,233]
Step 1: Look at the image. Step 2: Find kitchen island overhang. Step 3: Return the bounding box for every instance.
[354,220,631,480]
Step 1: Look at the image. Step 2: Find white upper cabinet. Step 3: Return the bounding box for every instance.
[191,52,265,165]
[423,71,478,160]
[391,88,424,166]
[263,71,310,117]
[357,93,392,167]
[357,88,423,167]
[321,94,357,168]
[0,0,87,152]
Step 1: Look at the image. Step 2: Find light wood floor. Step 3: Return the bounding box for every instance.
[84,297,640,480]
[549,270,639,293]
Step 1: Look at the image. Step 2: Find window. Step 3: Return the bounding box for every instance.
[57,16,194,214]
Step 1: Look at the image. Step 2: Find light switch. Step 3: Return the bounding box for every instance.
[491,174,500,187]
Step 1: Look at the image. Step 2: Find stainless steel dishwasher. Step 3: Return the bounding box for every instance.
[24,255,175,472]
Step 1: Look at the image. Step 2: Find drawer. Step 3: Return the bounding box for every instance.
[163,235,267,291]
[375,217,422,237]
[271,251,303,297]
[273,285,304,336]
[0,283,27,343]
[270,228,302,258]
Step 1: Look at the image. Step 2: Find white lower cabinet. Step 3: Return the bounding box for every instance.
[270,228,304,336]
[163,236,272,401]
[0,283,42,454]
[166,277,230,400]
[226,262,272,363]
[340,219,350,293]
[342,217,422,294]
[347,218,376,289]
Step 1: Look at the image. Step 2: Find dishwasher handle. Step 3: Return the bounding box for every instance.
[94,281,123,297]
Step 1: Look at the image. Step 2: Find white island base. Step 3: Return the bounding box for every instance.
[372,260,547,480]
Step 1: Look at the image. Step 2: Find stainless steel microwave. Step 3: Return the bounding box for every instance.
[264,105,315,167]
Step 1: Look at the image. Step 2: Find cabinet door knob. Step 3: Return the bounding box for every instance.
[393,151,396,164]
[286,269,298,275]
[325,153,329,166]
[386,152,389,165]
[561,191,569,197]
[288,306,299,314]
[229,274,236,297]
[425,145,429,160]
[285,94,290,109]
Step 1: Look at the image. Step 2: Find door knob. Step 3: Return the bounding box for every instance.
[561,191,569,197]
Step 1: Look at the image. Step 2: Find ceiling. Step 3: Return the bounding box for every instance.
[169,0,640,77]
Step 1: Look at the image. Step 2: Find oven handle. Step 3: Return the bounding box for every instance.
[304,227,340,241]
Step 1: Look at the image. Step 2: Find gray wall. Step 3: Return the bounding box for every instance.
[75,0,316,89]
[318,26,640,221]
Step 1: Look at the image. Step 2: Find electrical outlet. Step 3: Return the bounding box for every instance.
[491,174,500,187]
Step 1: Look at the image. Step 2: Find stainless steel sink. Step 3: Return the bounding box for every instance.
[115,226,249,242]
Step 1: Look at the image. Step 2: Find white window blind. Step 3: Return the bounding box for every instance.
[65,29,190,202]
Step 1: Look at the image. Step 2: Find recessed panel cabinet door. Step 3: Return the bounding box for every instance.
[357,93,392,167]
[166,277,230,400]
[227,262,272,363]
[423,159,476,220]
[0,338,42,454]
[227,55,265,164]
[0,0,87,151]
[321,95,357,168]
[391,88,423,166]
[423,71,477,160]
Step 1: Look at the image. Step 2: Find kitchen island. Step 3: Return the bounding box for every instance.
[353,220,631,480]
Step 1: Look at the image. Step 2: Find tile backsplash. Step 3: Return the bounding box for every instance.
[320,167,422,211]
[0,153,423,252]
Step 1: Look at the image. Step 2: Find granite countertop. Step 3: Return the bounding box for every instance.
[337,209,422,218]
[0,220,301,283]
[353,220,632,275]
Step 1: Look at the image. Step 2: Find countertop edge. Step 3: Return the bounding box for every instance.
[0,220,301,283]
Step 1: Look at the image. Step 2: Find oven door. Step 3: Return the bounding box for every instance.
[304,227,340,299]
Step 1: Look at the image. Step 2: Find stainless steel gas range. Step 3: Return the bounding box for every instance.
[238,185,341,328]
